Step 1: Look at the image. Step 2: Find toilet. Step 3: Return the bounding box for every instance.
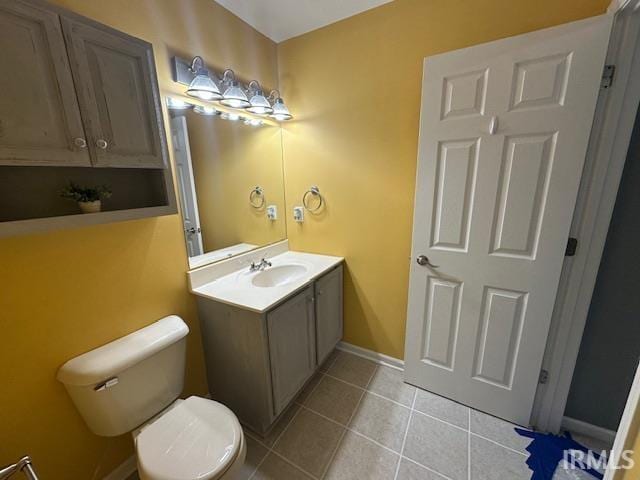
[57,316,245,480]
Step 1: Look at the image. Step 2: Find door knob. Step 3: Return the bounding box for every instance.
[96,139,108,149]
[417,255,439,268]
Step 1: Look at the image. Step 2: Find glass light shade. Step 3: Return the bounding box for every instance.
[220,83,250,108]
[186,71,222,101]
[193,105,218,116]
[270,98,293,121]
[246,93,273,115]
[166,97,192,110]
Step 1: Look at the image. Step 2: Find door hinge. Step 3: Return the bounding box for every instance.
[539,369,549,384]
[565,237,578,257]
[601,65,615,89]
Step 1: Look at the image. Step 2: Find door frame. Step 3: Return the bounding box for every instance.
[532,0,640,432]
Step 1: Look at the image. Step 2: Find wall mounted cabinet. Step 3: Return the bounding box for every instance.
[0,0,176,237]
[197,264,344,435]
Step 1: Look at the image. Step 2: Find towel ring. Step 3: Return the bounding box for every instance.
[303,185,324,212]
[249,186,265,208]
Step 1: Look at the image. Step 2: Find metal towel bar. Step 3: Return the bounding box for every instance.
[0,456,39,480]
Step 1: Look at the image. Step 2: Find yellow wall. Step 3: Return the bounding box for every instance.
[0,1,277,478]
[277,0,610,359]
[181,110,286,252]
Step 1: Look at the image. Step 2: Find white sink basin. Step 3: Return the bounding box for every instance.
[252,264,308,288]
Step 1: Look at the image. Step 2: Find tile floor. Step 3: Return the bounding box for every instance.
[129,349,611,480]
[241,350,536,480]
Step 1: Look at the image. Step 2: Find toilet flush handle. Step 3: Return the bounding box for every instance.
[94,377,119,392]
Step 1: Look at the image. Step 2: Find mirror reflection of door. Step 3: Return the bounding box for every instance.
[168,98,287,269]
[170,116,204,257]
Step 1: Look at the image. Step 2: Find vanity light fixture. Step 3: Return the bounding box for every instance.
[244,118,263,126]
[193,105,218,116]
[246,81,274,115]
[166,97,192,110]
[268,90,293,121]
[220,70,251,109]
[186,56,222,101]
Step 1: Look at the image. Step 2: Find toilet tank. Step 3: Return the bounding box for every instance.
[57,316,189,437]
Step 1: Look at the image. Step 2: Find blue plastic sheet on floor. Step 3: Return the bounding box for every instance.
[516,428,605,480]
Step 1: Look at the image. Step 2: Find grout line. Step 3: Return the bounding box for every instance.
[268,450,321,480]
[400,456,453,480]
[247,401,306,480]
[318,363,377,479]
[393,387,418,480]
[469,432,528,457]
[321,371,415,410]
[411,407,470,433]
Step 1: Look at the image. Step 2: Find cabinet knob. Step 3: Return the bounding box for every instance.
[96,139,108,150]
[74,137,87,149]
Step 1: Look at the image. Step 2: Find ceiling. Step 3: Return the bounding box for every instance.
[213,0,393,43]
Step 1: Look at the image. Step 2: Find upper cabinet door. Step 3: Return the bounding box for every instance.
[0,1,89,166]
[61,16,166,169]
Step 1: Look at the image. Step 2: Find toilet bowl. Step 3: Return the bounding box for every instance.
[134,396,246,480]
[56,316,245,480]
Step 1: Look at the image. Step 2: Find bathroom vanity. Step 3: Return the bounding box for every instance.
[189,243,343,434]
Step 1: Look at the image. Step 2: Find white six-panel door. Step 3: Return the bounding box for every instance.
[170,116,204,257]
[404,15,612,426]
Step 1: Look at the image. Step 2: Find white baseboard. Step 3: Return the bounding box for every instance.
[562,416,617,445]
[103,455,136,480]
[337,341,404,371]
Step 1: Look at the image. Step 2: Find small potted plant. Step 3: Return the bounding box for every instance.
[60,182,112,214]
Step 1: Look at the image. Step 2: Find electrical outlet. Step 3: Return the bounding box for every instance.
[293,206,304,223]
[266,205,277,220]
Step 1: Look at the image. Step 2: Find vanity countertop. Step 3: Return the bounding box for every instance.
[190,250,344,313]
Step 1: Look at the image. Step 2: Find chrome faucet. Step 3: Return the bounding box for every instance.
[0,456,38,480]
[249,258,272,272]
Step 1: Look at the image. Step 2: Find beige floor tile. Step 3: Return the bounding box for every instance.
[396,459,448,480]
[237,435,269,480]
[303,375,363,424]
[404,413,468,480]
[319,349,340,372]
[324,432,399,480]
[252,453,314,480]
[273,408,344,477]
[414,389,469,429]
[349,392,410,452]
[470,435,530,480]
[469,410,531,453]
[259,403,301,448]
[296,372,323,403]
[367,365,416,407]
[327,351,377,387]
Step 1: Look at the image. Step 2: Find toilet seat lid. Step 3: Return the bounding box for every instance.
[136,396,242,480]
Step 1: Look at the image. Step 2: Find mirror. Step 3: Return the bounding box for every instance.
[167,98,286,268]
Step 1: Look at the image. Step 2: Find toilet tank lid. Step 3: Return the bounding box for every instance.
[57,316,189,386]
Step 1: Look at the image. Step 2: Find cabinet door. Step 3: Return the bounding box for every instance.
[61,16,166,168]
[267,286,316,416]
[0,0,89,166]
[316,265,344,365]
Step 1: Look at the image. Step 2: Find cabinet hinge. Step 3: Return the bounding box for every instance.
[539,369,549,384]
[565,237,578,257]
[601,65,616,89]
